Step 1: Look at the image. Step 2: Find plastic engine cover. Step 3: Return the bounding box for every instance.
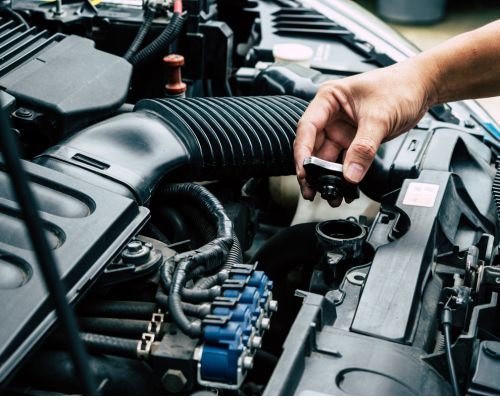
[0,160,149,383]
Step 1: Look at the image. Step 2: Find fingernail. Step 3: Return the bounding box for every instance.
[345,163,364,183]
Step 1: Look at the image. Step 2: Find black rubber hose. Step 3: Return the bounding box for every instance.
[158,183,234,286]
[135,96,309,181]
[80,333,139,359]
[160,257,221,301]
[124,6,156,62]
[79,318,153,338]
[250,223,321,281]
[169,259,203,337]
[158,233,231,296]
[79,301,157,319]
[129,12,185,67]
[442,308,459,395]
[158,183,234,337]
[159,183,233,245]
[38,96,308,205]
[155,291,211,318]
[17,350,163,395]
[157,206,191,243]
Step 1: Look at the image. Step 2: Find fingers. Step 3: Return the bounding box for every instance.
[294,90,339,199]
[343,118,386,183]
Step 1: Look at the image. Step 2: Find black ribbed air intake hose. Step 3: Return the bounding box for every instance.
[492,158,500,223]
[37,96,309,205]
[136,96,309,180]
[129,12,185,66]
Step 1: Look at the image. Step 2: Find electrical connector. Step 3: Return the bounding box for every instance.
[196,264,276,388]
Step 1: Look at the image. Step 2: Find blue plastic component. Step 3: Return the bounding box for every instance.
[201,321,244,384]
[247,271,273,309]
[199,264,276,386]
[200,342,244,384]
[223,286,262,323]
[204,321,242,344]
[212,304,253,343]
[485,121,500,140]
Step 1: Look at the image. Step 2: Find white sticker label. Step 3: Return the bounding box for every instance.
[403,182,440,208]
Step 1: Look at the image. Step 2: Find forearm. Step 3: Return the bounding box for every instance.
[413,20,500,105]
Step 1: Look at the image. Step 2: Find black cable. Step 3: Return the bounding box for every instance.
[0,7,29,30]
[194,234,242,289]
[124,5,156,62]
[160,257,221,301]
[224,80,233,97]
[0,103,98,394]
[157,183,234,337]
[442,308,459,395]
[129,12,185,66]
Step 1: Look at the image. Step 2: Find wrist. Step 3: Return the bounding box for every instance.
[411,52,442,108]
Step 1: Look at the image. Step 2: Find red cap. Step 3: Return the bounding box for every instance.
[163,54,187,95]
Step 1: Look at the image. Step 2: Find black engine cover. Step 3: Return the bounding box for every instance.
[0,160,148,383]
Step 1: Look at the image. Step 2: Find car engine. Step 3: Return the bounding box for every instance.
[0,0,499,395]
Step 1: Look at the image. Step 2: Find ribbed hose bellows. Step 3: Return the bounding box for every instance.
[136,96,309,179]
[493,158,500,223]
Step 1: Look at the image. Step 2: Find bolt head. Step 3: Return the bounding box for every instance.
[251,335,262,349]
[15,108,33,118]
[122,239,151,264]
[161,369,188,393]
[126,240,143,252]
[243,356,254,370]
[464,119,476,129]
[260,317,271,330]
[269,300,278,313]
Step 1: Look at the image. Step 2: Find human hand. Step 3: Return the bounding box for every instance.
[294,59,437,201]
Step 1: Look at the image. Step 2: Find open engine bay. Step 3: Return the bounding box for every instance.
[0,0,499,395]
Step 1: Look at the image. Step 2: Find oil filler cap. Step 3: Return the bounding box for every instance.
[303,156,359,205]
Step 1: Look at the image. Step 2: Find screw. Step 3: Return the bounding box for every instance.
[260,317,271,330]
[127,240,143,253]
[243,356,254,370]
[122,239,151,264]
[54,0,64,15]
[251,336,262,349]
[15,108,33,118]
[161,369,187,393]
[464,119,476,129]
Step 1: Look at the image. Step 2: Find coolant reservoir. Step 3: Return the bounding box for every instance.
[269,176,379,225]
[272,43,314,68]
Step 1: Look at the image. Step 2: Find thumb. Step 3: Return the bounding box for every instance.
[343,120,386,183]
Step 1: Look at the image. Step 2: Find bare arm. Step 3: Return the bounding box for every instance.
[294,20,500,200]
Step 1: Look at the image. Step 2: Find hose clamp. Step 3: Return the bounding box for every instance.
[137,332,155,359]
